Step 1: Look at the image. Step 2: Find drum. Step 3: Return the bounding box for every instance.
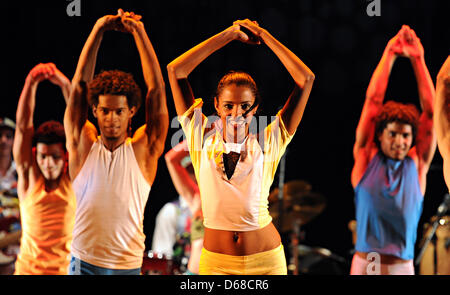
[141,251,181,275]
[419,215,450,275]
[291,245,350,275]
[0,215,20,275]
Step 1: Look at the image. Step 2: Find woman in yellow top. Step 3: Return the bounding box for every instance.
[167,19,314,275]
[13,63,76,275]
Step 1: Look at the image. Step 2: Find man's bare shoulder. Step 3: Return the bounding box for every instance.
[67,122,98,181]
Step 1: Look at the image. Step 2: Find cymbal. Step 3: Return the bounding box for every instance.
[422,215,450,241]
[269,191,326,232]
[427,215,450,226]
[268,180,312,203]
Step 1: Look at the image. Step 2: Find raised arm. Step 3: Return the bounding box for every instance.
[435,55,450,189]
[47,64,72,104]
[64,11,125,139]
[354,32,401,156]
[165,140,200,215]
[401,26,436,172]
[64,12,124,178]
[351,29,402,188]
[233,19,315,135]
[120,10,168,158]
[167,24,252,116]
[13,63,70,194]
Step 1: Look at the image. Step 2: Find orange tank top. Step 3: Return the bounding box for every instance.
[14,174,76,275]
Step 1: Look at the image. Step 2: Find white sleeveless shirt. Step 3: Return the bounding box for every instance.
[71,137,151,269]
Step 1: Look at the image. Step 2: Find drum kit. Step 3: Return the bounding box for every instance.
[0,191,21,275]
[268,180,350,275]
[141,251,184,275]
[142,179,349,275]
[418,215,450,275]
[416,193,450,275]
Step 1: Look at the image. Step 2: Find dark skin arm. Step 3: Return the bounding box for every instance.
[167,23,252,118]
[64,9,169,185]
[403,27,436,194]
[64,12,122,180]
[434,55,450,189]
[352,31,399,188]
[233,19,315,135]
[167,19,314,136]
[120,10,169,185]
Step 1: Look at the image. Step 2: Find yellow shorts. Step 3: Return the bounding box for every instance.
[199,244,287,275]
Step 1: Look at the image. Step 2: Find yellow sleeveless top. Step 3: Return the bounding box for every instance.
[14,174,76,275]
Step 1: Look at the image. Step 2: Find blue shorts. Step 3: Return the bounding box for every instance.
[68,256,141,275]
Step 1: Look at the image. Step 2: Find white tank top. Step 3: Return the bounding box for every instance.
[71,137,151,269]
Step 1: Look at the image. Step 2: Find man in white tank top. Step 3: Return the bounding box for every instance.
[64,9,168,274]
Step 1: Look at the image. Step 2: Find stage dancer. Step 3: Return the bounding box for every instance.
[351,25,436,275]
[164,140,203,275]
[65,9,168,275]
[13,63,76,275]
[434,55,450,190]
[167,19,314,275]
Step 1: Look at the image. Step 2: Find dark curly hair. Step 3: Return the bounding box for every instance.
[33,121,66,151]
[216,71,261,115]
[88,70,142,110]
[374,101,420,149]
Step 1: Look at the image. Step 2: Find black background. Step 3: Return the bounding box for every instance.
[3,0,449,268]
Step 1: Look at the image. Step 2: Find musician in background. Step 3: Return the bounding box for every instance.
[0,117,20,268]
[151,195,192,257]
[0,118,18,196]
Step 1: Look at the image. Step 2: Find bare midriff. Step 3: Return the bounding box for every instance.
[355,251,409,264]
[203,222,281,256]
